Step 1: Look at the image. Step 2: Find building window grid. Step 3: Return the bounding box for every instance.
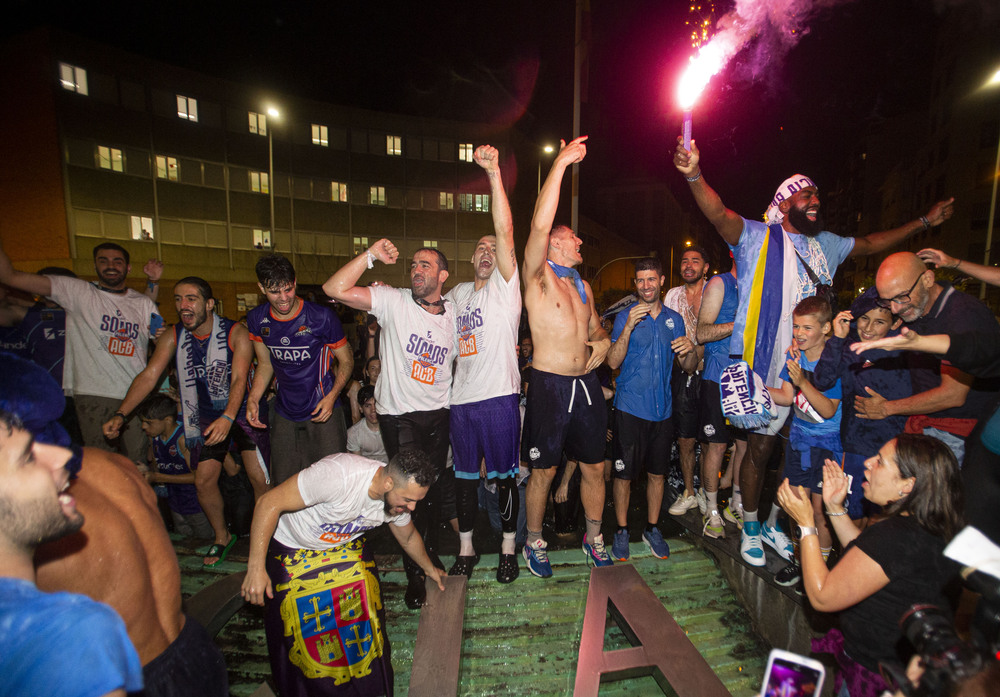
[331,181,348,202]
[130,216,154,240]
[439,192,454,210]
[386,135,402,156]
[176,95,198,122]
[458,143,474,162]
[369,186,386,206]
[353,237,369,255]
[423,240,438,248]
[59,62,88,95]
[98,146,124,172]
[250,171,270,194]
[458,193,490,212]
[249,112,267,136]
[155,156,179,181]
[312,124,329,147]
[253,229,272,249]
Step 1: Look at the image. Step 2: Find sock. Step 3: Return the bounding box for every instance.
[732,486,742,510]
[458,530,475,556]
[744,509,759,524]
[706,490,719,513]
[501,531,516,555]
[527,529,543,547]
[645,522,657,534]
[585,517,602,541]
[766,503,780,527]
[821,546,831,562]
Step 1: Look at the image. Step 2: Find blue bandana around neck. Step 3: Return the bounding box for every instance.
[547,260,588,305]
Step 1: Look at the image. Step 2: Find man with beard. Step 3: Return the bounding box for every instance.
[607,258,696,561]
[443,144,522,583]
[324,241,456,608]
[673,139,954,568]
[521,136,614,577]
[0,409,144,696]
[246,253,354,485]
[103,277,270,566]
[242,449,444,696]
[664,246,709,519]
[0,241,163,461]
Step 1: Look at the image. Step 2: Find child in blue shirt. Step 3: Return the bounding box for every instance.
[771,296,842,560]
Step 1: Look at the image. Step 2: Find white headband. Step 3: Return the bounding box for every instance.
[764,174,816,225]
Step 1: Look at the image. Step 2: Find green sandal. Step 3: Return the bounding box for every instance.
[203,535,237,567]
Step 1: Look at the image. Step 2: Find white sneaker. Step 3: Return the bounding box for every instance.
[668,492,698,516]
[761,521,795,562]
[696,488,708,515]
[703,510,725,539]
[740,521,766,567]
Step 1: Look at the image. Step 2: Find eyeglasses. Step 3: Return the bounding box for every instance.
[876,272,923,308]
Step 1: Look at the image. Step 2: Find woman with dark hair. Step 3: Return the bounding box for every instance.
[777,433,964,697]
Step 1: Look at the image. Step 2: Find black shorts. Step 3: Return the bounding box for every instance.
[198,420,258,463]
[671,370,701,439]
[143,615,228,697]
[611,410,672,480]
[522,369,607,469]
[698,379,732,444]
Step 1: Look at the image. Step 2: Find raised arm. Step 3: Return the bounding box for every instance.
[917,247,1000,287]
[695,276,732,345]
[475,145,516,282]
[322,239,399,311]
[524,137,587,282]
[850,199,954,257]
[142,259,164,304]
[0,240,52,297]
[672,139,743,246]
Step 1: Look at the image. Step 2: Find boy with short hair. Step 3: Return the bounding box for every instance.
[346,384,388,464]
[137,394,213,538]
[770,296,842,570]
[811,288,910,520]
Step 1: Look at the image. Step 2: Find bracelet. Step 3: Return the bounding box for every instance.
[365,251,375,270]
[113,411,126,421]
[798,525,819,540]
[919,215,930,230]
[220,414,234,424]
[146,280,158,290]
[954,259,962,270]
[685,171,703,182]
[826,508,847,517]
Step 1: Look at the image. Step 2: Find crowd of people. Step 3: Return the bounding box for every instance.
[0,134,995,697]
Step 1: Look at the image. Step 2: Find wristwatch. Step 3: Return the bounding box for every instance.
[798,526,818,540]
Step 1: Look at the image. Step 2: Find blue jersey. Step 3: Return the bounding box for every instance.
[153,424,202,516]
[247,299,348,421]
[612,303,686,422]
[779,350,843,449]
[174,317,245,424]
[702,273,739,383]
[21,303,66,384]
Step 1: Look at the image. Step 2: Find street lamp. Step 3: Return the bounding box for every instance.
[537,144,555,194]
[981,66,1000,300]
[266,106,280,244]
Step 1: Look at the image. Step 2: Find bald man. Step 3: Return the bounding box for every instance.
[864,252,1000,462]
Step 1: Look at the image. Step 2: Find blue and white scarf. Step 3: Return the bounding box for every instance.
[176,313,230,447]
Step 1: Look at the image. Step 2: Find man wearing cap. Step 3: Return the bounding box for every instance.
[673,139,954,568]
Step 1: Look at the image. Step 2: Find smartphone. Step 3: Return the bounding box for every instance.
[759,648,825,697]
[150,313,165,335]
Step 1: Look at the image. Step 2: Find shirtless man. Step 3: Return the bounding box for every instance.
[521,136,613,577]
[1,353,228,697]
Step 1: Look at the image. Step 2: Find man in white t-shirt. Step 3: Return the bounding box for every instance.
[346,385,388,464]
[0,241,162,461]
[324,238,456,609]
[444,144,522,584]
[241,449,444,696]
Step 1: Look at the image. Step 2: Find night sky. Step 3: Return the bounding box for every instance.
[4,0,991,225]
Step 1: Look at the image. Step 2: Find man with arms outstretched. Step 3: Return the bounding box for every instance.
[521,136,613,577]
[673,138,954,568]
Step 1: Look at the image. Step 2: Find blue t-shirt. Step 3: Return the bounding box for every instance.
[21,303,67,384]
[153,424,202,516]
[247,299,349,421]
[611,303,686,422]
[779,350,843,450]
[702,273,739,383]
[0,577,143,697]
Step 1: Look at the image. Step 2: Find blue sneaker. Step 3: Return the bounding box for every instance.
[761,521,795,562]
[740,520,765,567]
[642,527,671,559]
[611,529,630,561]
[523,539,553,578]
[582,533,613,567]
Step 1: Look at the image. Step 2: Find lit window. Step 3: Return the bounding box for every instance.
[155,156,179,181]
[369,186,386,206]
[386,135,402,156]
[353,236,369,255]
[250,171,270,194]
[331,181,348,202]
[177,95,198,122]
[458,193,490,212]
[423,240,438,248]
[59,62,88,95]
[439,192,453,210]
[312,124,329,147]
[130,216,154,240]
[458,143,474,162]
[98,146,124,172]
[249,111,267,136]
[253,229,272,249]
[476,194,490,212]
